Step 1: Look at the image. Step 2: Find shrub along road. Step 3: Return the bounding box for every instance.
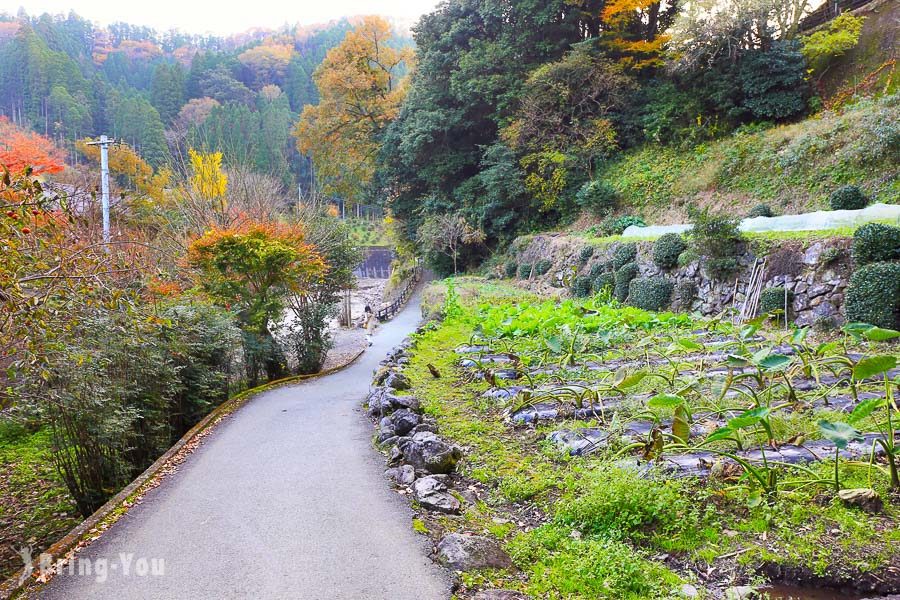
[40,293,449,600]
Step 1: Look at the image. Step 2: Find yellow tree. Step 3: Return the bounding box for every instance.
[293,16,413,205]
[76,139,171,204]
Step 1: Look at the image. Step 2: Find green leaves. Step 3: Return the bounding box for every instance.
[647,393,684,409]
[852,355,897,381]
[613,368,646,389]
[672,405,690,445]
[758,354,792,371]
[848,397,884,425]
[863,327,900,342]
[727,407,770,430]
[818,420,864,450]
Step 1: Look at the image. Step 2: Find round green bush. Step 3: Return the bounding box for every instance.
[614,262,639,303]
[627,277,673,311]
[851,223,900,267]
[594,272,616,294]
[517,263,533,279]
[652,233,686,269]
[572,275,593,298]
[829,185,869,211]
[534,259,553,276]
[576,180,617,217]
[504,261,518,278]
[588,261,608,280]
[747,204,773,218]
[675,280,696,308]
[579,245,595,265]
[758,286,794,323]
[612,243,638,270]
[599,215,646,237]
[846,262,900,329]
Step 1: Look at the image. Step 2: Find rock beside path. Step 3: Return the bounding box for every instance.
[398,431,462,474]
[413,476,461,514]
[436,533,513,571]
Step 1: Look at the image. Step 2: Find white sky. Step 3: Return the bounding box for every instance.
[3,0,441,35]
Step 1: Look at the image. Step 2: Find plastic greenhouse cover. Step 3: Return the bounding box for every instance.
[621,203,900,239]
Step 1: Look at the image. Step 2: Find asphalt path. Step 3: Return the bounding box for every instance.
[41,292,450,599]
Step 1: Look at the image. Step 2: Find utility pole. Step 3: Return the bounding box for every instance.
[86,135,114,244]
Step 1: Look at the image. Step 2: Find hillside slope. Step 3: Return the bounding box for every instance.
[597,92,898,225]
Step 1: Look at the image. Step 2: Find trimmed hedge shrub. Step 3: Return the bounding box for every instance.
[576,180,617,217]
[748,204,773,218]
[534,259,553,276]
[594,272,616,294]
[829,185,868,211]
[517,263,533,279]
[612,243,638,270]
[572,275,594,298]
[504,261,518,278]
[846,262,900,329]
[588,261,608,280]
[614,262,639,303]
[851,223,900,267]
[599,215,646,237]
[628,277,673,311]
[688,208,744,280]
[675,280,696,308]
[579,245,595,265]
[758,286,794,323]
[652,233,686,269]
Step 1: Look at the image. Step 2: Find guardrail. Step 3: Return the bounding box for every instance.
[376,265,422,321]
[799,0,874,31]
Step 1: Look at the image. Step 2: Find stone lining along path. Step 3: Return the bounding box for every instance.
[37,291,450,600]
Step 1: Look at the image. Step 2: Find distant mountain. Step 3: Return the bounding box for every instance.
[0,10,412,187]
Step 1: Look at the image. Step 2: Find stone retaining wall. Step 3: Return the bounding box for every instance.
[506,234,853,327]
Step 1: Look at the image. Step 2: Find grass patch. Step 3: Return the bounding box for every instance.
[0,423,79,580]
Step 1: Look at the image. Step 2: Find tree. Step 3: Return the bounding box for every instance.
[800,13,865,75]
[293,16,413,205]
[417,212,485,275]
[76,139,170,203]
[504,47,633,178]
[379,0,585,245]
[150,62,186,125]
[187,221,325,384]
[0,117,66,175]
[238,43,293,88]
[199,65,255,105]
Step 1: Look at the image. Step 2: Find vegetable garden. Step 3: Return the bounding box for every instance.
[389,279,900,599]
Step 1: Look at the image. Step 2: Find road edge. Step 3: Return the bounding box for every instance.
[0,346,367,600]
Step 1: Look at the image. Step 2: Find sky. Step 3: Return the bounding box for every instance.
[4,0,442,35]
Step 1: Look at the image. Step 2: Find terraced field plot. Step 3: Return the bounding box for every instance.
[386,279,900,599]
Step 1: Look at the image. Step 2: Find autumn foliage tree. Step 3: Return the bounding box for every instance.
[76,139,171,203]
[0,117,66,175]
[293,16,413,205]
[188,221,325,384]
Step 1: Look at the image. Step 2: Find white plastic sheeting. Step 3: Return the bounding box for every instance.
[621,203,900,239]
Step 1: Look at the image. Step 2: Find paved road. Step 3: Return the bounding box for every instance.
[41,293,450,600]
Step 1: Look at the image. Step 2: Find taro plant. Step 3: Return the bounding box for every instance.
[818,420,864,492]
[846,353,900,489]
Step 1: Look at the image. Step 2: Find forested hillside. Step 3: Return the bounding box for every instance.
[297,0,896,275]
[0,11,410,188]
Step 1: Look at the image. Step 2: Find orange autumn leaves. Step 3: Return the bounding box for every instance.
[187,221,326,328]
[0,117,66,176]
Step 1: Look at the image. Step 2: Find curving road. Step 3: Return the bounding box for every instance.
[40,293,450,600]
